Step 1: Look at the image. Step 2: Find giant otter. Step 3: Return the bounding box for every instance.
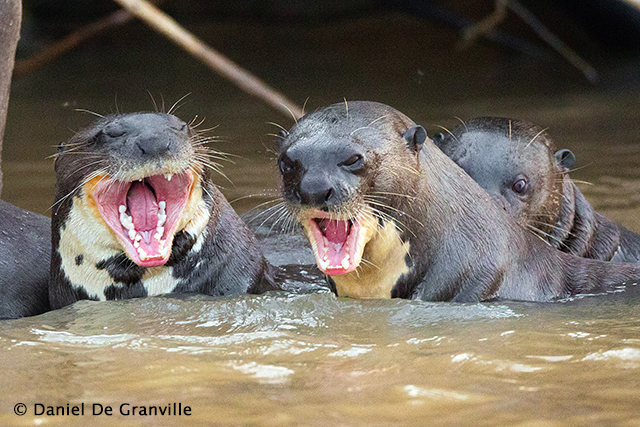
[0,200,51,318]
[433,117,640,262]
[50,112,279,309]
[276,101,640,302]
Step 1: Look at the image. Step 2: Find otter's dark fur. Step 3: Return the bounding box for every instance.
[0,200,51,318]
[50,112,278,309]
[434,117,640,263]
[277,102,640,302]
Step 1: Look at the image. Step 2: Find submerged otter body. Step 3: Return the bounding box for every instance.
[50,112,279,309]
[276,101,640,302]
[0,200,51,318]
[434,117,640,262]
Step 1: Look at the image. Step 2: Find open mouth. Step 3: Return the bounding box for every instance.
[91,171,195,267]
[304,215,364,275]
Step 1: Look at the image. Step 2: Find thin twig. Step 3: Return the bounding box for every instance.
[507,0,598,83]
[460,0,508,49]
[460,0,598,84]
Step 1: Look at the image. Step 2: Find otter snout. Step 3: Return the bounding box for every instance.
[298,173,336,208]
[101,114,187,161]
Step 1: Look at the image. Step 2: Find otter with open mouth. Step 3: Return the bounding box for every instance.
[50,112,279,309]
[276,101,640,302]
[433,117,640,262]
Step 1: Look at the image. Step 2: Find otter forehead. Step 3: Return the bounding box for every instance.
[440,118,557,183]
[284,101,414,154]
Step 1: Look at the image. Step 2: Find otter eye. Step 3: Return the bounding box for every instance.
[432,133,445,144]
[512,177,529,194]
[279,154,294,174]
[340,154,364,168]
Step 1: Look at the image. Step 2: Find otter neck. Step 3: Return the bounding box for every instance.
[331,219,410,299]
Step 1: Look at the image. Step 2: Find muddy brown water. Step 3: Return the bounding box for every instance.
[1,14,640,426]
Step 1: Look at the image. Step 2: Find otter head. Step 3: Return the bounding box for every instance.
[433,117,574,239]
[54,112,210,268]
[276,101,427,298]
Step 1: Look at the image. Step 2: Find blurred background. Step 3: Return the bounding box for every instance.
[4,0,640,220]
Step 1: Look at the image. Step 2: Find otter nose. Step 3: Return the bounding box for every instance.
[135,135,171,157]
[298,175,335,208]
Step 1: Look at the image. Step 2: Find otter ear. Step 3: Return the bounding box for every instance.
[275,129,289,152]
[555,148,575,171]
[403,125,427,153]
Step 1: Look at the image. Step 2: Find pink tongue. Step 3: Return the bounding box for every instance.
[324,219,350,243]
[127,181,159,233]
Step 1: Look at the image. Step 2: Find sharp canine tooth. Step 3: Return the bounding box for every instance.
[138,248,147,260]
[341,257,350,269]
[318,258,329,270]
[120,208,135,231]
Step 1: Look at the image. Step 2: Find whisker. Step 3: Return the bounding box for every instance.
[266,121,289,133]
[525,224,554,246]
[167,93,191,115]
[525,128,548,149]
[147,90,159,112]
[453,116,468,133]
[74,108,104,118]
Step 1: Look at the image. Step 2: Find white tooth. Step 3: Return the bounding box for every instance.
[135,234,142,242]
[134,241,140,248]
[318,258,330,270]
[154,227,164,240]
[157,214,166,227]
[158,201,166,210]
[128,229,136,240]
[138,248,147,260]
[164,174,173,182]
[341,257,350,269]
[120,211,135,230]
[344,253,350,260]
[119,205,126,213]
